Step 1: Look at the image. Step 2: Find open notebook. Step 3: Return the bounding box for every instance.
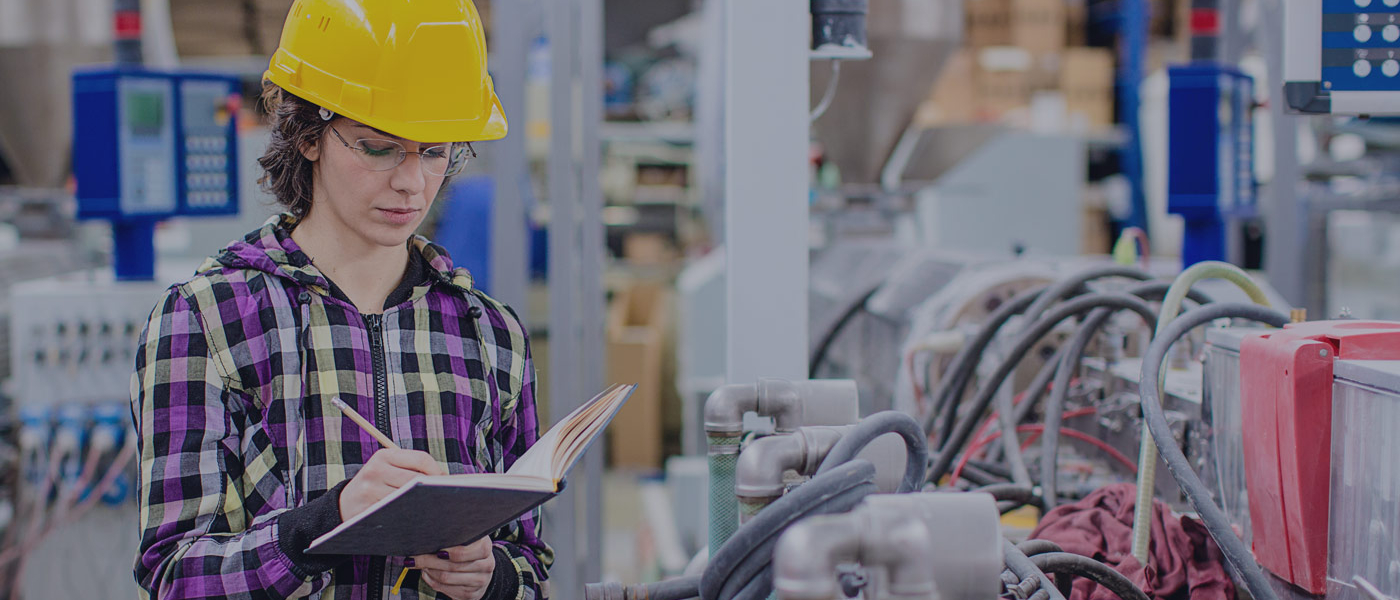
[307,383,636,556]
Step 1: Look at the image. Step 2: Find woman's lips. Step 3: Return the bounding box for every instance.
[376,208,420,225]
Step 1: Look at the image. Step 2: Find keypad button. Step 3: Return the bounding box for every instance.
[1356,59,1374,77]
[1358,25,1375,43]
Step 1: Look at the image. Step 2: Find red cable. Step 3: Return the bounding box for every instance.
[907,350,927,414]
[950,409,1135,483]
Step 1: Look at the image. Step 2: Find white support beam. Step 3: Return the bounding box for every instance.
[723,0,810,383]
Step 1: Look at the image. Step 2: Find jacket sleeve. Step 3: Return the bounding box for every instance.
[487,340,554,600]
[132,288,344,600]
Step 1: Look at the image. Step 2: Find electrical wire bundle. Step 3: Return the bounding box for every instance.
[595,262,1290,600]
[0,403,137,597]
[923,266,1167,493]
[587,410,1147,600]
[919,261,1290,600]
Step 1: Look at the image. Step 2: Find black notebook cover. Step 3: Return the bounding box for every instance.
[307,483,557,556]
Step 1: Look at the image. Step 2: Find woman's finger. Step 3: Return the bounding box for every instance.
[377,449,445,476]
[422,568,489,589]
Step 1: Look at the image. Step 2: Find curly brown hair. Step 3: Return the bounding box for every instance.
[256,82,329,218]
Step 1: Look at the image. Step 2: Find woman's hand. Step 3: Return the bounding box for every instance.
[413,537,496,600]
[338,448,443,521]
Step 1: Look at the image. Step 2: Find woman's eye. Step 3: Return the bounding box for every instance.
[423,147,450,160]
[359,142,397,156]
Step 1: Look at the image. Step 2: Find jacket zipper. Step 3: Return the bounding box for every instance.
[365,313,389,600]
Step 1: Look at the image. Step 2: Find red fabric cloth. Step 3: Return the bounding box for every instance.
[1028,483,1236,600]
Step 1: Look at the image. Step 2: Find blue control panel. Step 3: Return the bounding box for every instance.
[72,68,240,220]
[1322,0,1400,92]
[1168,64,1255,266]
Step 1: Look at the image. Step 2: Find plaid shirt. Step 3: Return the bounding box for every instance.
[132,215,551,600]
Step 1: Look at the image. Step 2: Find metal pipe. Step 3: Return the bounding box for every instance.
[705,379,858,436]
[703,383,761,436]
[773,494,1002,600]
[735,427,845,499]
[705,379,857,551]
[771,512,868,600]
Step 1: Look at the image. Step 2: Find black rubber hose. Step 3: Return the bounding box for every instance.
[1039,279,1214,508]
[1029,553,1152,600]
[815,411,929,492]
[927,285,1047,444]
[582,577,702,600]
[1004,538,1068,600]
[967,459,1013,480]
[994,282,1210,471]
[645,578,702,600]
[723,485,874,600]
[1039,307,1113,509]
[933,266,1152,447]
[927,293,1158,483]
[975,483,1046,512]
[699,460,879,600]
[1139,302,1288,600]
[809,283,884,378]
[958,463,1007,487]
[1020,266,1153,328]
[975,323,1069,474]
[1017,540,1064,556]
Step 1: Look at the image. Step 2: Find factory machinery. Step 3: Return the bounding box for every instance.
[593,260,1400,600]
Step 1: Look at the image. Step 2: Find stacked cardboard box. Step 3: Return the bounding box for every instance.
[919,0,1173,130]
[170,0,258,56]
[175,0,491,57]
[1060,48,1115,130]
[605,281,675,469]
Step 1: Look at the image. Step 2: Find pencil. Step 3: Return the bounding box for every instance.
[329,397,400,450]
[330,397,415,595]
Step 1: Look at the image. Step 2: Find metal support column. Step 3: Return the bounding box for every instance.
[578,0,607,586]
[723,0,810,384]
[489,0,536,314]
[545,0,606,594]
[1119,0,1150,234]
[1261,0,1307,307]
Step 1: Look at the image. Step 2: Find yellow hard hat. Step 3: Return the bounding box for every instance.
[264,0,507,143]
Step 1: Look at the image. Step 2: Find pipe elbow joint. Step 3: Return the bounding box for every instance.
[734,431,808,501]
[704,383,759,435]
[773,513,864,600]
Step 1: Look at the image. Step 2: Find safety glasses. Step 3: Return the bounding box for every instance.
[329,126,476,176]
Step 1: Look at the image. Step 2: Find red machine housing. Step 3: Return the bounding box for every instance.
[1239,320,1400,593]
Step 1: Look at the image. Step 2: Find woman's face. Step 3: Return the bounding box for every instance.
[303,118,449,248]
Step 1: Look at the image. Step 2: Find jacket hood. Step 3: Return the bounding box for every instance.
[199,213,476,295]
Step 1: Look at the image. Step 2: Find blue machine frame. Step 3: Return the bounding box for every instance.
[1167,64,1256,266]
[72,67,241,279]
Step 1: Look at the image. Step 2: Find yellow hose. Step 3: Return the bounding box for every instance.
[1129,261,1272,566]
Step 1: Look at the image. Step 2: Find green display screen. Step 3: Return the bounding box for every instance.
[126,90,165,134]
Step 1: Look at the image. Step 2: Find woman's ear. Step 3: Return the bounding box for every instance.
[300,137,321,161]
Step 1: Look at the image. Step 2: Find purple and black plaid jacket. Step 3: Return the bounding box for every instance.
[132,215,551,600]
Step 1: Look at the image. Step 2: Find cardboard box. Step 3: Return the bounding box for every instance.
[975,47,1033,120]
[1082,205,1112,255]
[1013,0,1067,55]
[1060,47,1115,128]
[606,282,673,469]
[1066,0,1087,46]
[918,49,978,126]
[965,0,1066,54]
[966,0,1012,47]
[171,0,255,56]
[623,232,678,267]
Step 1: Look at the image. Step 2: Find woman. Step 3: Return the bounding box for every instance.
[130,1,549,599]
